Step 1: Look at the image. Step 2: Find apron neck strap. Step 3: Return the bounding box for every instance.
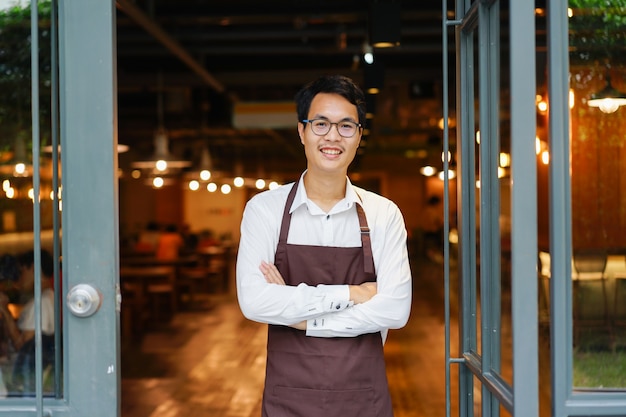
[279,180,375,275]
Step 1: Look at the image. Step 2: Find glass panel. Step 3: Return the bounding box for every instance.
[568,0,626,390]
[0,1,63,397]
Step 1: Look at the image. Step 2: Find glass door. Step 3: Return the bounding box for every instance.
[443,1,539,416]
[0,1,119,415]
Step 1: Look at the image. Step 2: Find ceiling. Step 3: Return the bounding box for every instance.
[115,1,452,180]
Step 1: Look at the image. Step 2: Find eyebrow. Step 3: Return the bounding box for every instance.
[310,115,358,123]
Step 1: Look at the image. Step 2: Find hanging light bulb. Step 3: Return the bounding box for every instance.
[588,74,626,114]
[132,74,191,172]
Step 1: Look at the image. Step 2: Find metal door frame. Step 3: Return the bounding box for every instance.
[0,1,120,415]
[548,0,626,415]
[443,1,539,416]
[445,0,626,416]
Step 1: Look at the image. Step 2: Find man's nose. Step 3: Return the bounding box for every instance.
[324,123,342,140]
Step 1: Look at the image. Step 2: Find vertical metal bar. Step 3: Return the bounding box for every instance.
[509,0,539,416]
[442,1,452,416]
[547,0,572,416]
[478,2,502,416]
[478,2,503,414]
[457,1,478,416]
[50,0,63,398]
[30,0,44,412]
[59,1,121,413]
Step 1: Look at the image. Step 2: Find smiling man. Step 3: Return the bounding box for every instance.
[236,75,412,417]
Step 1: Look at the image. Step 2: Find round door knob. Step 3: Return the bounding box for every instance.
[66,284,102,317]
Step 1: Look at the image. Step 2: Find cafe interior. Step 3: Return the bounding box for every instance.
[1,0,626,415]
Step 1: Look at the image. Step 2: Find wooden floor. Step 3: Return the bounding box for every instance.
[120,254,550,417]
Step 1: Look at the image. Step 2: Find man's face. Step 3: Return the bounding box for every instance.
[298,93,361,176]
[18,264,35,292]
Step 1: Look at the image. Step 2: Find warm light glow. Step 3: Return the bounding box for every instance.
[476,180,481,189]
[27,188,34,200]
[189,180,200,191]
[441,151,451,163]
[569,89,575,109]
[420,166,437,177]
[221,184,232,194]
[438,170,456,180]
[14,163,26,176]
[498,167,506,178]
[131,169,141,179]
[207,183,217,192]
[499,152,511,168]
[535,137,542,155]
[567,8,573,18]
[437,117,456,130]
[200,170,211,181]
[269,181,280,190]
[541,150,550,165]
[537,100,548,113]
[152,177,164,188]
[475,130,480,144]
[588,97,626,114]
[364,52,374,65]
[155,160,167,171]
[2,180,10,192]
[5,187,15,199]
[255,179,266,189]
[233,177,245,187]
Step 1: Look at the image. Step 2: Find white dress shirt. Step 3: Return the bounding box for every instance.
[236,173,412,342]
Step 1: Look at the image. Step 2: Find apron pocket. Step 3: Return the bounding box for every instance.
[269,385,376,417]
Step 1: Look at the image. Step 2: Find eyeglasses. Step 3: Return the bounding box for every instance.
[301,118,362,138]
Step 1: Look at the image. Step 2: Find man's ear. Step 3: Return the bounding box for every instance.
[297,123,305,145]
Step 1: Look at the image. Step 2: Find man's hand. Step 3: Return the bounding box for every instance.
[259,261,286,285]
[349,282,377,304]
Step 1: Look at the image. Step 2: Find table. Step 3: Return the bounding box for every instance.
[119,266,177,337]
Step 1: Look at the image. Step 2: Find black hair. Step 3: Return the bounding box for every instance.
[295,75,366,125]
[17,249,54,278]
[0,254,20,281]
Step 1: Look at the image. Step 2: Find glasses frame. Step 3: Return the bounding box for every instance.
[301,118,363,138]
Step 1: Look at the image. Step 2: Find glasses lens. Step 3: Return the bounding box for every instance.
[310,120,358,137]
[311,120,330,135]
[338,122,357,137]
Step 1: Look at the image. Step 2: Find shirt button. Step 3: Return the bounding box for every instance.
[336,304,341,310]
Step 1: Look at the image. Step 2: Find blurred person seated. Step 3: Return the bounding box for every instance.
[134,221,162,254]
[0,249,56,396]
[156,224,184,260]
[197,229,220,249]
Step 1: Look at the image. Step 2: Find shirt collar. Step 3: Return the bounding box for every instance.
[289,171,361,214]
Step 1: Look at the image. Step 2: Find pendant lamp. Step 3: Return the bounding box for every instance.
[132,77,191,172]
[587,74,626,114]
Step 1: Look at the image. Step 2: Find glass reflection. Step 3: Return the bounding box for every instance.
[0,0,63,398]
[569,0,626,390]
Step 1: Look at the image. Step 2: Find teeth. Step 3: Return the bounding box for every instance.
[321,149,341,155]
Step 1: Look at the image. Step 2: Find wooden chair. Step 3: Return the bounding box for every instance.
[611,256,626,335]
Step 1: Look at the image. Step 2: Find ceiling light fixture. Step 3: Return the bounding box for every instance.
[132,74,191,172]
[587,74,626,114]
[368,1,401,48]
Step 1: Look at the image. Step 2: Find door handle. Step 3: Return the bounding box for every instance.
[66,284,102,317]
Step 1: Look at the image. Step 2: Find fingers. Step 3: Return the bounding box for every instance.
[259,261,286,285]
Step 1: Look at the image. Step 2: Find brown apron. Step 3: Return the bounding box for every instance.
[262,181,393,417]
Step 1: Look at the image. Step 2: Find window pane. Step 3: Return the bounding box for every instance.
[569,0,626,390]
